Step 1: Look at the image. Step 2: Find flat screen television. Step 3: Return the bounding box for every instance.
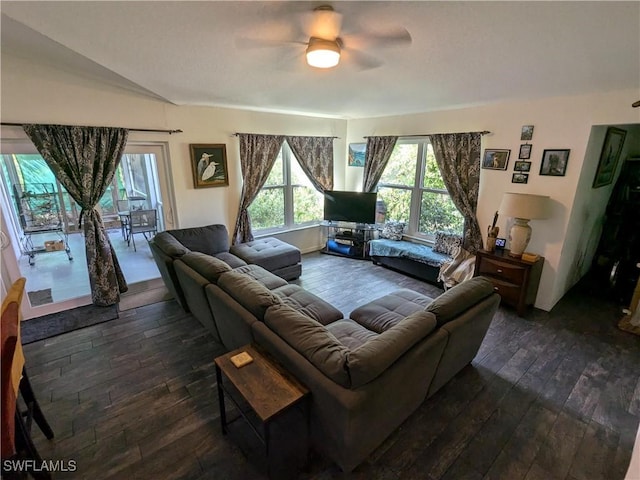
[323,191,377,225]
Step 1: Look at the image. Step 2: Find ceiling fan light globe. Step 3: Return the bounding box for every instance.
[306,38,340,68]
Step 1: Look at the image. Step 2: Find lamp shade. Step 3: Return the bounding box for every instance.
[499,193,550,220]
[306,38,340,68]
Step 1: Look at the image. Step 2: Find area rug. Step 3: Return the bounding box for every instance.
[21,304,119,344]
[27,288,53,307]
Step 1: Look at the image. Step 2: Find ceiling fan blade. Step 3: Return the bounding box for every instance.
[342,48,383,71]
[235,36,306,50]
[342,27,412,50]
[234,19,307,50]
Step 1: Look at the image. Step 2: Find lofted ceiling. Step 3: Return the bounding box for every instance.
[1,1,639,119]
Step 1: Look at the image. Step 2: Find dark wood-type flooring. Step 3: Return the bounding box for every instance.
[24,252,640,479]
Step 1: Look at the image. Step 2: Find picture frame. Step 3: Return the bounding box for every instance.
[592,127,627,188]
[540,149,570,176]
[348,143,366,167]
[190,144,229,188]
[514,161,531,172]
[512,173,529,184]
[521,125,534,141]
[519,144,532,159]
[481,149,511,170]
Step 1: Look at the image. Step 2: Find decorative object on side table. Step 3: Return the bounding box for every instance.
[540,149,570,176]
[482,149,510,170]
[498,192,550,258]
[486,210,499,252]
[593,127,627,188]
[190,144,229,189]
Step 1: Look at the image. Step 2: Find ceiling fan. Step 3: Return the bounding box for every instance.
[237,4,412,70]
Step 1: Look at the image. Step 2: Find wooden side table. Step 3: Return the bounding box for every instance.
[215,344,309,478]
[474,249,544,316]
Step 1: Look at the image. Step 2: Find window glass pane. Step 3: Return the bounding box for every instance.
[293,186,323,224]
[264,150,284,186]
[423,144,446,190]
[377,187,411,223]
[290,157,312,186]
[248,188,284,229]
[419,191,464,235]
[379,144,418,186]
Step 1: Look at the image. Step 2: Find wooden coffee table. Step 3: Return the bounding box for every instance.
[215,344,309,477]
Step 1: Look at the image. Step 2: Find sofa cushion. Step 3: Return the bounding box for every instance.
[347,310,437,388]
[233,264,288,290]
[217,270,281,320]
[273,284,343,325]
[326,320,379,350]
[214,252,248,269]
[168,224,230,256]
[349,289,434,333]
[426,276,495,326]
[433,231,462,256]
[379,221,405,241]
[230,238,301,272]
[153,231,190,258]
[264,303,350,388]
[180,252,232,283]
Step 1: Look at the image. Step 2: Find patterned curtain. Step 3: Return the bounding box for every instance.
[233,134,285,244]
[362,136,398,192]
[23,124,129,306]
[285,136,334,192]
[429,132,483,253]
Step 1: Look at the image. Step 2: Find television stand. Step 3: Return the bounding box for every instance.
[321,222,377,260]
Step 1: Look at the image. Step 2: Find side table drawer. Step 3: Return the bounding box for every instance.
[490,279,521,305]
[477,257,526,285]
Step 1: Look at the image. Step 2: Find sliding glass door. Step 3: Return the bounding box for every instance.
[0,139,175,318]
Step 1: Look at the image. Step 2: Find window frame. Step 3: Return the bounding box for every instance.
[251,143,323,235]
[377,137,462,241]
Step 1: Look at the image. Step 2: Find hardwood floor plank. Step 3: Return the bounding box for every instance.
[22,253,638,480]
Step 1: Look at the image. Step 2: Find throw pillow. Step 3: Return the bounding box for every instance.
[380,221,405,241]
[433,231,462,256]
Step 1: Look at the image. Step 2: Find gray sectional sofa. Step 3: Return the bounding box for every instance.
[164,244,500,472]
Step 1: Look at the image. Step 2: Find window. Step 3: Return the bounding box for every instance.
[249,143,323,232]
[377,139,463,239]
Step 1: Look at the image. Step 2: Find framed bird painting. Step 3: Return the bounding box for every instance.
[190,144,229,188]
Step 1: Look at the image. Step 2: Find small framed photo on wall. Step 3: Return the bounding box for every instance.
[512,173,529,184]
[521,125,534,141]
[519,144,532,159]
[482,149,511,170]
[540,149,570,176]
[514,161,531,172]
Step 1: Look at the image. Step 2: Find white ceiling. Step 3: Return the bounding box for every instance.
[2,1,639,119]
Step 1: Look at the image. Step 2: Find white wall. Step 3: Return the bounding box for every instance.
[1,54,347,253]
[4,52,640,311]
[346,92,640,310]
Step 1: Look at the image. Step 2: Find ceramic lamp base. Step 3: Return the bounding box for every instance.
[508,218,532,257]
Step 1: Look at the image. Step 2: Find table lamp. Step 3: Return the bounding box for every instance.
[498,193,550,257]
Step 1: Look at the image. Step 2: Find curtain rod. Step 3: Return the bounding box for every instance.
[364,130,490,138]
[232,132,339,138]
[1,122,183,134]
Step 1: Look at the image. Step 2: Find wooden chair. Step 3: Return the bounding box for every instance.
[1,278,54,479]
[127,209,157,252]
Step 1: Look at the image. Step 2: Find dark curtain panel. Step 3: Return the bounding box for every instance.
[233,134,285,244]
[429,132,483,253]
[23,124,129,306]
[362,136,398,192]
[285,136,334,192]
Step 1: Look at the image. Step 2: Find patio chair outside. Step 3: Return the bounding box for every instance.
[127,209,157,252]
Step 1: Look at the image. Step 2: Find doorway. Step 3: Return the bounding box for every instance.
[0,139,176,319]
